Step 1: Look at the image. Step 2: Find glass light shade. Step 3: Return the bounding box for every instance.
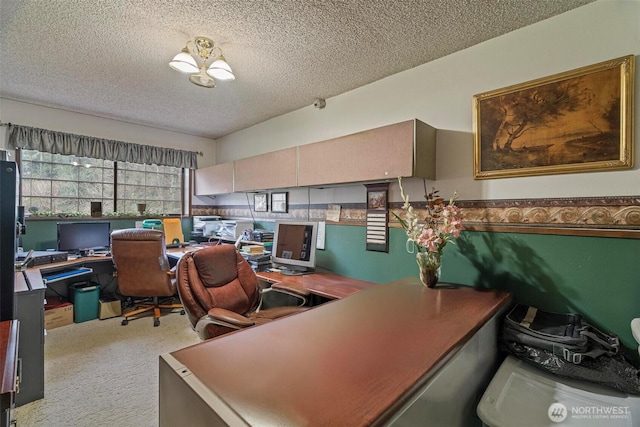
[189,70,216,88]
[207,58,235,81]
[169,50,198,74]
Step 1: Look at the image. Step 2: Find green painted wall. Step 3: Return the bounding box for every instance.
[21,219,639,358]
[316,224,640,358]
[20,218,192,250]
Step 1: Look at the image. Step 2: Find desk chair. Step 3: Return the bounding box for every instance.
[176,244,309,340]
[162,218,184,247]
[111,228,184,327]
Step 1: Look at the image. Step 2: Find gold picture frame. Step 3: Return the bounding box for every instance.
[473,55,634,179]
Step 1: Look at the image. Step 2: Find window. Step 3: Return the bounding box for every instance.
[117,162,182,214]
[20,150,184,216]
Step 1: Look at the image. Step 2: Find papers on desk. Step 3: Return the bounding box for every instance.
[326,204,341,222]
[241,245,264,255]
[240,252,271,271]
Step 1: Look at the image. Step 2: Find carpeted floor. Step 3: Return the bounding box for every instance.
[15,310,200,427]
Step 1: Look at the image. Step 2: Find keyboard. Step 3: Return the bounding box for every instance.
[42,267,93,284]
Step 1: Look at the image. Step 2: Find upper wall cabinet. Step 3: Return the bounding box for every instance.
[297,119,435,187]
[234,147,297,192]
[194,119,435,195]
[194,161,234,195]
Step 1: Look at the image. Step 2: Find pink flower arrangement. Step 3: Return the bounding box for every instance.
[394,177,463,255]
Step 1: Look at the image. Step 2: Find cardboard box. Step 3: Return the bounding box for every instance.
[99,298,122,320]
[44,303,74,330]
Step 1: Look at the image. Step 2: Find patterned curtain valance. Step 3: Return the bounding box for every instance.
[7,124,198,169]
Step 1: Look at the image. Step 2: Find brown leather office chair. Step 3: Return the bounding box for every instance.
[111,228,184,327]
[176,244,309,340]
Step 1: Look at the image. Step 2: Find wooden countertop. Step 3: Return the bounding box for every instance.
[256,270,378,300]
[169,279,511,426]
[170,245,379,300]
[21,254,112,273]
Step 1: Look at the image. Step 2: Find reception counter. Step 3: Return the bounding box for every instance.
[159,278,511,426]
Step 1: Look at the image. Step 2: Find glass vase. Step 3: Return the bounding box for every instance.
[416,251,441,288]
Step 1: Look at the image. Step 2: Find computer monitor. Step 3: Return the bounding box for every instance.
[57,222,111,256]
[271,221,317,275]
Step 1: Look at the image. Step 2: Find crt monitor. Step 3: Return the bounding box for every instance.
[57,222,111,255]
[271,221,318,275]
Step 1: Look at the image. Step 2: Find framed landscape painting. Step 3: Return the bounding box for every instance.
[473,55,634,179]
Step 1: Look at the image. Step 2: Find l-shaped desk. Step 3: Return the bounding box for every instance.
[12,246,384,408]
[159,278,511,427]
[166,247,378,300]
[255,269,378,300]
[15,245,512,426]
[16,246,379,303]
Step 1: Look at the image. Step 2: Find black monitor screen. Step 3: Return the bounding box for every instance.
[57,222,111,253]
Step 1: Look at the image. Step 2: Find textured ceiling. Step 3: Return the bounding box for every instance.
[0,0,594,141]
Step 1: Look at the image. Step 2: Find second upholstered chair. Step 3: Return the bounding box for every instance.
[111,228,184,327]
[176,244,309,340]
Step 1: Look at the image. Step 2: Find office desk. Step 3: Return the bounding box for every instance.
[165,246,379,301]
[12,249,189,407]
[14,256,113,406]
[159,279,512,426]
[33,254,114,273]
[256,270,378,300]
[19,246,374,301]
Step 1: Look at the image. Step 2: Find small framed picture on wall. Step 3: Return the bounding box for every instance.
[367,188,387,210]
[254,193,268,212]
[364,183,389,252]
[271,192,288,213]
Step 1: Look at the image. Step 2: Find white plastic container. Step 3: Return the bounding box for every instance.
[477,356,640,427]
[219,220,254,240]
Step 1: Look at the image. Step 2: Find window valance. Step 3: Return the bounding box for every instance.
[7,124,198,169]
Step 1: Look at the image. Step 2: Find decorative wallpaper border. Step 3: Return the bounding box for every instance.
[455,196,640,230]
[193,195,640,238]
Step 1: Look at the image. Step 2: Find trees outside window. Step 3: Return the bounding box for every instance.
[117,162,182,215]
[20,150,183,216]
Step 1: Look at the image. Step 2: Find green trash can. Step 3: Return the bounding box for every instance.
[68,282,101,323]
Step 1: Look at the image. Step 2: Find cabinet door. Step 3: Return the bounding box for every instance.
[194,162,234,195]
[298,120,433,186]
[234,147,297,191]
[14,272,45,406]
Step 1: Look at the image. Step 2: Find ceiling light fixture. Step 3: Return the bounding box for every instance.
[169,36,235,88]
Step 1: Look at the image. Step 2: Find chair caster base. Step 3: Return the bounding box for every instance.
[180,309,185,315]
[154,319,160,327]
[121,319,129,326]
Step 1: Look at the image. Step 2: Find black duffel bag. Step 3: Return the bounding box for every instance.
[501,304,640,395]
[502,304,619,364]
